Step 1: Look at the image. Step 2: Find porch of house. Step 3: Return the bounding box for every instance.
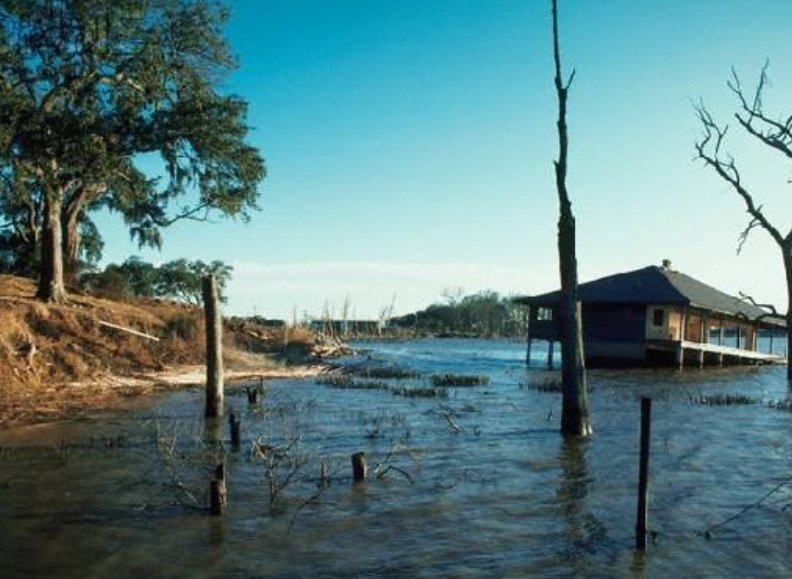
[647,339,786,368]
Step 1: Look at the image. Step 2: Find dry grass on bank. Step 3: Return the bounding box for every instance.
[0,275,342,427]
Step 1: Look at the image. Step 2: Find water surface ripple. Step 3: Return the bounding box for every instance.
[1,339,791,577]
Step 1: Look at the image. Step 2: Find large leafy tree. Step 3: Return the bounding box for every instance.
[82,256,232,304]
[0,0,265,302]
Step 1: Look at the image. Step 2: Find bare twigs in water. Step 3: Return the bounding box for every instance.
[438,406,461,434]
[252,434,308,508]
[372,444,420,484]
[701,474,792,538]
[154,420,219,511]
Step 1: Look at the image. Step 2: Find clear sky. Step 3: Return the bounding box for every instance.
[97,0,792,320]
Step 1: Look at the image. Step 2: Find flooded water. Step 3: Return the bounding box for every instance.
[1,339,791,578]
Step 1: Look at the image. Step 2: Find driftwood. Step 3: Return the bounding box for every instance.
[97,320,160,342]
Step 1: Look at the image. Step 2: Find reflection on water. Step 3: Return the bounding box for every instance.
[1,338,791,578]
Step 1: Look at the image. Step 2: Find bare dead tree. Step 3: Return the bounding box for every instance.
[551,0,591,436]
[695,62,792,379]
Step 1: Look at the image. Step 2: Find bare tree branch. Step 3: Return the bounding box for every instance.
[737,216,761,254]
[728,63,792,162]
[737,291,779,316]
[694,102,786,247]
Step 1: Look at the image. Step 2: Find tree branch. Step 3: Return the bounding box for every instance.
[737,291,779,317]
[728,63,792,162]
[694,102,785,247]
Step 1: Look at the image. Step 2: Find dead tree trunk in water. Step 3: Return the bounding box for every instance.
[204,274,224,418]
[552,0,592,437]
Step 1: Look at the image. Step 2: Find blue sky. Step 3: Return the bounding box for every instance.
[98,0,792,319]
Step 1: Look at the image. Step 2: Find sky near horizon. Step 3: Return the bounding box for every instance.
[97,0,792,320]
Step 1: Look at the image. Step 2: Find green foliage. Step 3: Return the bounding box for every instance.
[156,259,233,305]
[0,0,265,295]
[84,264,131,299]
[81,257,232,304]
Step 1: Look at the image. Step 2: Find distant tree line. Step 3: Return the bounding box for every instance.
[80,257,232,305]
[390,290,526,338]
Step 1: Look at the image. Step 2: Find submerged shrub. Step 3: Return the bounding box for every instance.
[344,364,421,380]
[391,386,448,399]
[430,373,489,387]
[690,394,762,406]
[321,377,390,391]
[524,373,563,393]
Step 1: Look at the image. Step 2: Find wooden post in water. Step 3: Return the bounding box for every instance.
[246,386,259,405]
[351,452,367,482]
[204,274,224,418]
[547,340,554,369]
[319,461,329,488]
[636,397,652,551]
[229,412,241,450]
[210,462,227,516]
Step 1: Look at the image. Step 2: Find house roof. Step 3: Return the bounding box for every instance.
[517,265,783,325]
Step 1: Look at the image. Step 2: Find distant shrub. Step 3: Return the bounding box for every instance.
[81,266,131,299]
[164,313,199,341]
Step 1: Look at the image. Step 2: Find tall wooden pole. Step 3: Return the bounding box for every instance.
[204,274,224,418]
[636,397,652,550]
[552,0,591,437]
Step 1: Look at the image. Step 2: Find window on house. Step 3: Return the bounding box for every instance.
[537,307,553,321]
[652,308,665,327]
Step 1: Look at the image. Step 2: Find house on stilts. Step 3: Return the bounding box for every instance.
[516,262,787,368]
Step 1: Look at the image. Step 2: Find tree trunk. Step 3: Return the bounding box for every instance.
[784,247,792,382]
[62,184,102,286]
[62,204,81,287]
[552,0,591,437]
[36,192,67,303]
[558,240,591,436]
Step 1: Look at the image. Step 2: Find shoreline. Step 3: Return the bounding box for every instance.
[0,359,330,430]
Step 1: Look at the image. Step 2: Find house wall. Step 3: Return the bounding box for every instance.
[645,305,683,341]
[583,304,646,342]
[527,305,560,340]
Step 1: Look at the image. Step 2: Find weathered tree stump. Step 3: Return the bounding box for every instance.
[204,274,224,418]
[319,460,330,488]
[351,452,367,483]
[246,386,259,405]
[229,412,241,450]
[210,462,227,516]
